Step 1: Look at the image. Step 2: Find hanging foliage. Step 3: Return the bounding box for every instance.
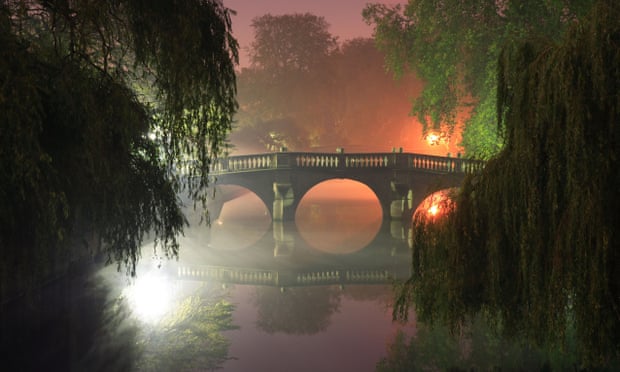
[395,0,620,367]
[0,0,238,300]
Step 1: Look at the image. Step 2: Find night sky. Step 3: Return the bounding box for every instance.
[224,0,405,67]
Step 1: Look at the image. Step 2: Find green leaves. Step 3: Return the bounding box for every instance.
[364,0,596,158]
[393,1,620,366]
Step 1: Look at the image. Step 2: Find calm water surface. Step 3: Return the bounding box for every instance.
[1,185,597,371]
[1,186,416,371]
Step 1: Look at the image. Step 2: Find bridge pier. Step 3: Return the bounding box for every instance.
[388,181,411,220]
[273,182,295,221]
[273,221,295,256]
[206,199,224,222]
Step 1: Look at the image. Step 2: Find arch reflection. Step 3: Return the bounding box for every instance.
[295,179,382,254]
[188,188,271,251]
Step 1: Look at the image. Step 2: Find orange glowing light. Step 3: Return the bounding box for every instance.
[414,188,459,220]
[427,204,440,216]
[425,132,441,146]
[424,131,450,147]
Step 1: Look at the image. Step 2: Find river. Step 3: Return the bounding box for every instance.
[0,182,608,371]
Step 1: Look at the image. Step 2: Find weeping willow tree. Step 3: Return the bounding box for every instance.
[0,0,237,301]
[395,0,620,367]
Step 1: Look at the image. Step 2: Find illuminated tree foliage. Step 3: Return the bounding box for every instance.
[393,1,620,367]
[0,0,237,299]
[234,14,423,152]
[138,292,238,371]
[234,13,338,151]
[363,0,595,158]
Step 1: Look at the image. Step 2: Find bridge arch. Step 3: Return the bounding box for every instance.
[206,184,271,221]
[295,179,383,254]
[294,177,385,220]
[204,151,484,222]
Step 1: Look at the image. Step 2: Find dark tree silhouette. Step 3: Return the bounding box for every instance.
[393,1,620,367]
[0,0,238,300]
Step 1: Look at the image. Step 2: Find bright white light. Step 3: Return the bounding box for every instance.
[428,204,440,216]
[426,133,440,145]
[123,272,173,323]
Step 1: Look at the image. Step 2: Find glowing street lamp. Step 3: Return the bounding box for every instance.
[122,271,174,324]
[424,131,450,150]
[427,204,440,216]
[425,132,441,146]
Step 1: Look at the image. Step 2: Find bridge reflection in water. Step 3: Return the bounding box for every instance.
[172,219,413,291]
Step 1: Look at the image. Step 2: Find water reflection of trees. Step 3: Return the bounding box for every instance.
[253,286,341,335]
[342,285,392,303]
[137,284,238,371]
[377,315,577,371]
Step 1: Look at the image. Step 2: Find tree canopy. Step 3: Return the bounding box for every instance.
[393,0,620,366]
[249,13,337,73]
[363,0,596,158]
[0,0,238,299]
[232,13,424,153]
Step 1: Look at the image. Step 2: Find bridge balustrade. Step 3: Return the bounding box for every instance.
[211,154,275,172]
[205,151,484,175]
[178,264,278,285]
[345,154,388,168]
[296,154,340,168]
[346,269,391,282]
[176,265,400,287]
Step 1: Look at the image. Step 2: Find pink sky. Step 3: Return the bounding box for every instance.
[223,0,403,67]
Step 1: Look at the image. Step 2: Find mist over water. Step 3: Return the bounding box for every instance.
[2,180,589,371]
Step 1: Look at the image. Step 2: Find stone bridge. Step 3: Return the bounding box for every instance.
[187,150,484,221]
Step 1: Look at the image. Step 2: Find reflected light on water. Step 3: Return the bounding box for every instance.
[210,194,271,251]
[122,271,173,323]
